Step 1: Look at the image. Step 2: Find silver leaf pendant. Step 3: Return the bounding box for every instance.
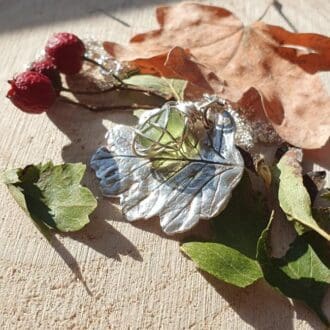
[91,96,244,234]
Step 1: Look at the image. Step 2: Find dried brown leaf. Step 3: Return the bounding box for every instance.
[104,2,330,151]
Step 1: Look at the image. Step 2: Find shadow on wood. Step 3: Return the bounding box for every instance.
[0,0,175,34]
[198,271,326,330]
[46,97,143,286]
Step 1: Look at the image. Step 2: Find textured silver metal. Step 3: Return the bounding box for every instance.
[91,96,244,234]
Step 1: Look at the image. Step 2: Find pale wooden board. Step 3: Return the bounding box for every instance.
[0,1,329,329]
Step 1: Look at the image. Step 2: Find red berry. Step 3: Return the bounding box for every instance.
[45,32,85,75]
[7,71,56,114]
[30,58,62,94]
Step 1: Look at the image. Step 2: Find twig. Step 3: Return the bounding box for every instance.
[60,86,117,95]
[121,85,168,99]
[257,0,298,32]
[61,84,167,99]
[273,0,298,32]
[257,0,275,21]
[89,9,131,27]
[59,97,155,112]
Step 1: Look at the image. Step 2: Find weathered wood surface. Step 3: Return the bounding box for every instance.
[0,1,329,329]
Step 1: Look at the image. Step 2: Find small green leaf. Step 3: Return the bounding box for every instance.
[124,74,187,100]
[276,148,330,241]
[257,217,330,326]
[181,174,268,287]
[2,162,97,239]
[181,242,262,288]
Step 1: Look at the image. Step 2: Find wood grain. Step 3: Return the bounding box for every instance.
[0,1,329,329]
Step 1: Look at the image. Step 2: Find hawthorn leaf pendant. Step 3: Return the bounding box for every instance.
[91,96,244,234]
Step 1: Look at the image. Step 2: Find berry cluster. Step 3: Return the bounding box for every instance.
[7,33,86,114]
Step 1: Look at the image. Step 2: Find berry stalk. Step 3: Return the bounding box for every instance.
[7,32,170,114]
[59,97,155,111]
[60,84,168,100]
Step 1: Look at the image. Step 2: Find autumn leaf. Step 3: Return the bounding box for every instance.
[104,2,330,152]
[120,47,217,99]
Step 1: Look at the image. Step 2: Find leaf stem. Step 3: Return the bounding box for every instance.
[60,86,118,95]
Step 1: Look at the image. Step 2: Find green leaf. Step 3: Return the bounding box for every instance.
[302,230,330,269]
[124,74,187,100]
[181,174,268,287]
[2,162,97,238]
[212,174,270,259]
[6,180,52,239]
[257,217,330,326]
[276,148,330,241]
[305,208,330,268]
[181,242,262,288]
